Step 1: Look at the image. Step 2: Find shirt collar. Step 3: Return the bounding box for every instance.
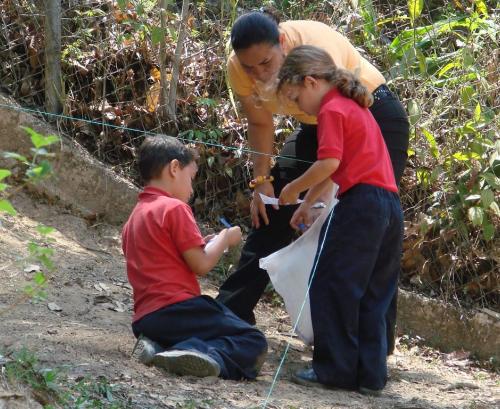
[139,186,172,199]
[320,87,341,108]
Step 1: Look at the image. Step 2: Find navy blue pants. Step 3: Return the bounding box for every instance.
[132,295,268,380]
[310,184,403,390]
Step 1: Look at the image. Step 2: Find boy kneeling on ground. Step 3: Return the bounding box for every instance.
[122,135,268,379]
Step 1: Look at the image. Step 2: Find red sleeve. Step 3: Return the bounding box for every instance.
[166,203,205,253]
[317,110,344,161]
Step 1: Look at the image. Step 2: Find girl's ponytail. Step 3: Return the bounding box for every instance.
[333,69,373,108]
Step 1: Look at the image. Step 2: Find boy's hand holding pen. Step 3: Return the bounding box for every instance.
[205,217,241,251]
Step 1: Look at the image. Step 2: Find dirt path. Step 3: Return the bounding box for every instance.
[0,193,498,409]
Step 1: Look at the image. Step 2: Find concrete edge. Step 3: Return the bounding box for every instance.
[398,288,499,362]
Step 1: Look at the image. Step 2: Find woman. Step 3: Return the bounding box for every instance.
[216,10,409,355]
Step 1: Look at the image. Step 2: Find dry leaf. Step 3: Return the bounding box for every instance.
[145,82,161,113]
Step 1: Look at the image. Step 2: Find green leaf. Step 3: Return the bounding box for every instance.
[197,98,217,107]
[0,199,16,215]
[480,189,494,209]
[150,26,165,45]
[437,62,459,78]
[462,48,475,68]
[0,169,11,181]
[36,225,56,236]
[460,86,476,105]
[482,217,495,241]
[453,152,480,161]
[0,183,8,191]
[2,152,28,163]
[408,0,423,24]
[473,103,481,123]
[467,206,484,227]
[407,100,421,126]
[474,0,488,16]
[33,271,47,286]
[422,128,439,158]
[416,168,431,187]
[26,161,52,180]
[21,127,59,149]
[117,0,127,10]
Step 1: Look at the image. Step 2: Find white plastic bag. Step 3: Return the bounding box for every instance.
[259,185,339,345]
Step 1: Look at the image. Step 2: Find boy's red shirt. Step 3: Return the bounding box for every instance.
[122,186,205,323]
[317,88,398,196]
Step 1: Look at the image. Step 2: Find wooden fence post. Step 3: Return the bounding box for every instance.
[167,0,190,125]
[44,0,62,115]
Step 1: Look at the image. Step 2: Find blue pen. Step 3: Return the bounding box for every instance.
[219,217,232,228]
[298,223,306,231]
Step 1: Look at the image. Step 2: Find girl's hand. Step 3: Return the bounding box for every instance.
[279,183,300,205]
[290,202,313,230]
[251,182,276,228]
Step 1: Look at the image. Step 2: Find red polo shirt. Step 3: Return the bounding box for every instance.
[122,186,205,323]
[317,88,398,196]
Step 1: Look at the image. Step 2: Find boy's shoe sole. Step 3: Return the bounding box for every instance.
[152,350,221,377]
[133,336,164,366]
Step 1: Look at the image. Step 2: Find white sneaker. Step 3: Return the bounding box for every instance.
[132,336,163,365]
[152,350,221,377]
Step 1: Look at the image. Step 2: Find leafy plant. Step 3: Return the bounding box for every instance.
[0,127,60,306]
[2,348,131,408]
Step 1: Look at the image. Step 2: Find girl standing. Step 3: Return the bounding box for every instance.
[277,45,404,395]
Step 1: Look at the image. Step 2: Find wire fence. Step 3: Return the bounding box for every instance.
[0,0,499,322]
[0,0,499,406]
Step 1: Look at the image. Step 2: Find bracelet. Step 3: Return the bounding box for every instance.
[311,202,327,209]
[249,175,274,189]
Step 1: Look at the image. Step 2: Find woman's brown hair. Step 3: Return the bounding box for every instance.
[277,45,373,108]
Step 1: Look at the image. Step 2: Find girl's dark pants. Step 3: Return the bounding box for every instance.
[216,85,409,353]
[311,184,403,390]
[132,295,268,380]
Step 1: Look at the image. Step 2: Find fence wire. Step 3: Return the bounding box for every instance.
[0,0,499,319]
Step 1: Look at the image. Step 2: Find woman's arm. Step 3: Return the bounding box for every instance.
[238,95,277,228]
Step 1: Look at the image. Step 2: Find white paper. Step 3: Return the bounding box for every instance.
[259,193,303,206]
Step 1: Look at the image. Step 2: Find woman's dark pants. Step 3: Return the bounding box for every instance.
[216,87,409,354]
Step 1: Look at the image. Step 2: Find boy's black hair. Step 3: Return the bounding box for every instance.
[231,10,280,51]
[138,134,197,184]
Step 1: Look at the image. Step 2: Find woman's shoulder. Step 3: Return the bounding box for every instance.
[280,20,344,37]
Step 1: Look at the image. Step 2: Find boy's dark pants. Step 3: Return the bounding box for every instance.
[216,91,408,353]
[310,184,403,390]
[132,295,268,380]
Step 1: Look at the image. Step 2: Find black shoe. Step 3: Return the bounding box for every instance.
[291,368,324,388]
[358,386,383,397]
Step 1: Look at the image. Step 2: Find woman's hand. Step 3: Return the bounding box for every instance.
[251,181,276,228]
[278,183,300,206]
[290,202,313,231]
